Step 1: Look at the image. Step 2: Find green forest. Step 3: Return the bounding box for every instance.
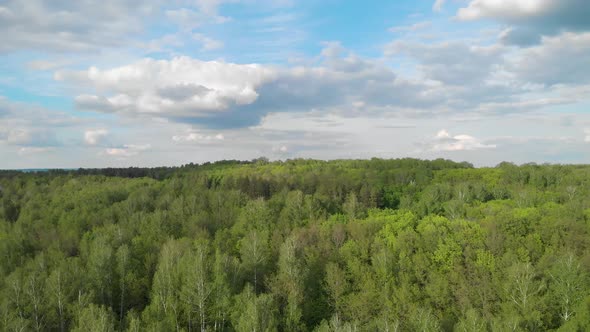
[2,158,590,331]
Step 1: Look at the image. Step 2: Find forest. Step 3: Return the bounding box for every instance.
[1,158,590,331]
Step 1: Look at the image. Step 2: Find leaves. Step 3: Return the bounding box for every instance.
[1,159,590,330]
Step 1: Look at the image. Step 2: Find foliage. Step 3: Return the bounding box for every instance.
[1,158,590,331]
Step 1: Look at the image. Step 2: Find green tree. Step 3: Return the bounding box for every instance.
[146,238,188,331]
[271,236,306,331]
[180,239,212,332]
[549,253,586,324]
[231,285,278,332]
[239,229,269,293]
[71,304,115,332]
[116,244,130,328]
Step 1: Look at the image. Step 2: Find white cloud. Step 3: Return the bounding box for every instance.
[0,127,58,147]
[0,0,154,53]
[55,38,590,132]
[73,95,117,113]
[84,129,108,145]
[433,0,446,12]
[384,33,590,115]
[430,129,496,151]
[385,40,504,85]
[172,132,201,142]
[585,129,590,142]
[172,130,225,143]
[105,144,151,157]
[0,96,88,156]
[57,56,276,117]
[54,48,452,129]
[0,0,235,53]
[272,145,288,153]
[457,0,590,45]
[457,0,548,20]
[506,32,590,85]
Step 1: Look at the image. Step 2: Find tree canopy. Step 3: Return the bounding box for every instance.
[1,158,590,331]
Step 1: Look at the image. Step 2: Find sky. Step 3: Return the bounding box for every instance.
[1,0,590,168]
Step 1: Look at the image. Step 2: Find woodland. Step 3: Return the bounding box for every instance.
[1,158,590,331]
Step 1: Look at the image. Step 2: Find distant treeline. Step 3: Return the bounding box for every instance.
[0,159,262,180]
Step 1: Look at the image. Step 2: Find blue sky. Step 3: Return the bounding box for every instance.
[1,0,590,168]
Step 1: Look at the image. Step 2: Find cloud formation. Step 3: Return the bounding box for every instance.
[0,0,154,52]
[0,97,77,149]
[172,131,225,143]
[385,41,503,85]
[105,144,151,157]
[0,0,236,53]
[430,129,496,152]
[54,31,590,134]
[457,0,590,46]
[57,57,276,118]
[0,128,57,147]
[84,129,109,145]
[433,0,446,12]
[506,32,590,85]
[58,47,450,128]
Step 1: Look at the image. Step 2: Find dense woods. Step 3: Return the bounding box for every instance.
[2,158,590,331]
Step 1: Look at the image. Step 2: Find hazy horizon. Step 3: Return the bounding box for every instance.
[4,156,590,171]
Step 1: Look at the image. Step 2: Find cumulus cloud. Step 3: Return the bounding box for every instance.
[458,0,549,20]
[105,144,151,157]
[57,56,276,118]
[384,32,590,114]
[56,49,451,128]
[457,0,590,46]
[430,129,496,151]
[505,32,590,85]
[84,129,108,145]
[55,37,590,131]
